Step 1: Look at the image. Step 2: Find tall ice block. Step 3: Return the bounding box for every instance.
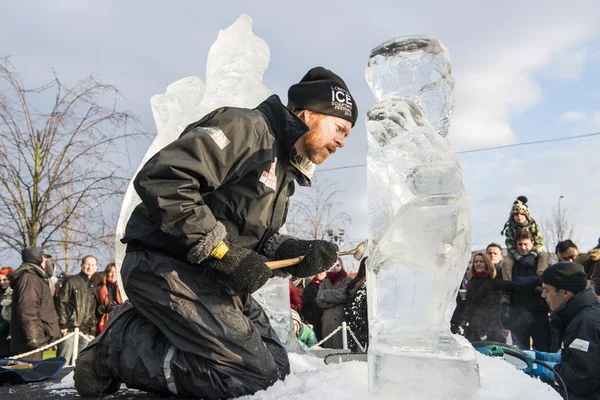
[365,36,480,399]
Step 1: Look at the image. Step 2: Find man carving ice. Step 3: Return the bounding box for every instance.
[73,66,357,398]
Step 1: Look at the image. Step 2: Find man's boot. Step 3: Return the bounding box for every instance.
[73,302,134,397]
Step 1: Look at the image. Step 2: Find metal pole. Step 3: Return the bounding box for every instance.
[342,322,348,350]
[72,327,80,365]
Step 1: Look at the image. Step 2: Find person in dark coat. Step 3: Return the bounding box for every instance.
[9,247,60,360]
[0,267,14,357]
[525,262,600,399]
[344,257,368,353]
[317,258,352,349]
[56,255,100,364]
[302,270,327,341]
[458,253,503,343]
[96,263,123,334]
[501,229,551,351]
[73,67,357,399]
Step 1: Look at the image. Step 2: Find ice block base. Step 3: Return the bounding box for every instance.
[368,337,479,399]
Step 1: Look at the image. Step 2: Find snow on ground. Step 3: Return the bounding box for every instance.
[45,353,561,399]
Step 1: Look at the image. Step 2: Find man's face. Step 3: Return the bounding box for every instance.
[516,238,533,255]
[302,113,351,164]
[541,283,570,312]
[557,247,579,263]
[81,257,98,278]
[486,246,503,265]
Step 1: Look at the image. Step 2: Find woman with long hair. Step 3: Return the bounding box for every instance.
[316,257,353,349]
[458,253,503,343]
[96,263,123,334]
[344,257,368,352]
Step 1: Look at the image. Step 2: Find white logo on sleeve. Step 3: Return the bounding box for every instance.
[204,127,231,149]
[569,338,590,352]
[259,158,277,191]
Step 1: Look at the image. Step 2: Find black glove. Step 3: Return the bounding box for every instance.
[520,253,537,269]
[273,238,338,278]
[501,304,511,328]
[202,243,272,294]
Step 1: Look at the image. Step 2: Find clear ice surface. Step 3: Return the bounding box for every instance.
[365,35,480,399]
[115,14,300,352]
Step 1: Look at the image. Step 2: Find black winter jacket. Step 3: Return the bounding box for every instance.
[553,289,600,399]
[301,281,323,341]
[511,258,548,312]
[459,275,503,343]
[9,263,60,353]
[56,272,98,335]
[121,95,311,257]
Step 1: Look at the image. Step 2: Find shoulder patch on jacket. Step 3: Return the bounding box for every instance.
[569,338,590,352]
[203,127,231,149]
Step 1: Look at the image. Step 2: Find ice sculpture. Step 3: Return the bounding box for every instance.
[365,36,480,399]
[115,14,300,351]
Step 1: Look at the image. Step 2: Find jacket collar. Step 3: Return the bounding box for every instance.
[256,95,313,185]
[13,262,47,279]
[554,288,598,322]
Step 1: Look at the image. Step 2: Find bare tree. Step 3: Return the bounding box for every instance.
[0,57,145,272]
[541,203,578,257]
[285,177,352,242]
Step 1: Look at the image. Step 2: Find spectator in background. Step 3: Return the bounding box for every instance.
[0,267,14,357]
[96,263,123,334]
[486,243,504,279]
[317,258,352,349]
[502,230,551,351]
[458,253,503,344]
[56,255,99,364]
[291,309,318,347]
[555,240,580,262]
[289,279,303,314]
[9,247,60,360]
[577,246,600,298]
[302,271,327,341]
[344,257,368,353]
[501,196,547,282]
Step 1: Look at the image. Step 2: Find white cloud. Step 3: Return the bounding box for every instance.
[592,112,600,127]
[544,47,589,80]
[559,111,587,122]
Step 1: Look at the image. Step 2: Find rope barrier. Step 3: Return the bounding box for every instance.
[9,329,91,361]
[313,323,367,352]
[314,325,343,347]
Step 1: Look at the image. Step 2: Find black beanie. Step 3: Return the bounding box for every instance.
[21,246,52,266]
[288,67,358,127]
[541,261,588,293]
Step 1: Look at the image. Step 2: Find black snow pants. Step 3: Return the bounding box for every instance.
[91,249,290,398]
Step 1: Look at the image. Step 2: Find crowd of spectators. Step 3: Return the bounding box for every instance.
[0,248,122,361]
[451,195,600,398]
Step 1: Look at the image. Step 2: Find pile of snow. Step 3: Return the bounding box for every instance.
[45,353,560,399]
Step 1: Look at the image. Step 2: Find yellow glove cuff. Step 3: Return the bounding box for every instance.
[210,241,229,260]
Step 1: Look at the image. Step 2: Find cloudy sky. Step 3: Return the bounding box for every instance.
[2,0,599,267]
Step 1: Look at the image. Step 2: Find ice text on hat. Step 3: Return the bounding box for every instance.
[330,85,353,118]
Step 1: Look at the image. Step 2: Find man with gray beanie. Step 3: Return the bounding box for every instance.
[523,261,600,399]
[74,67,358,398]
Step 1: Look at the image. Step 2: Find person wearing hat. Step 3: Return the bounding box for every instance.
[8,246,60,360]
[74,67,358,398]
[501,196,547,285]
[524,262,600,398]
